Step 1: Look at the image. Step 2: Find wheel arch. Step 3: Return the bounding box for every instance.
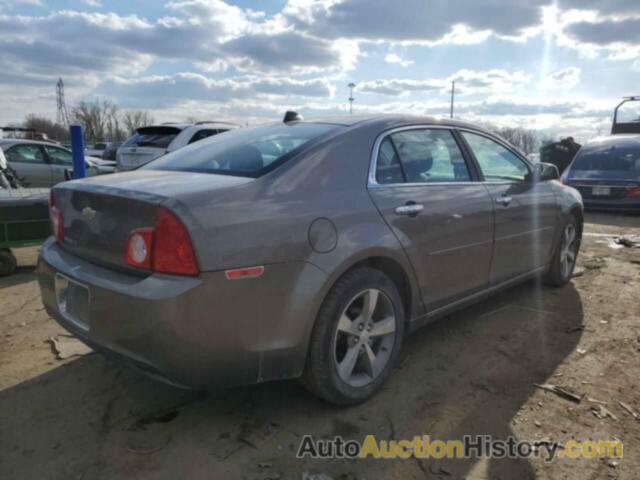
[314,251,422,333]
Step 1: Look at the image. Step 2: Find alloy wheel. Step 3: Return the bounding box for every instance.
[560,223,578,279]
[333,289,397,387]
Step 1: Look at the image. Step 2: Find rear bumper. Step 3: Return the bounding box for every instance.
[37,238,328,389]
[582,198,640,212]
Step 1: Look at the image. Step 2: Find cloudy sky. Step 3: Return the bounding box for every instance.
[1,0,639,140]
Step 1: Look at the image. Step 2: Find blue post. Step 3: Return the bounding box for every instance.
[69,125,86,179]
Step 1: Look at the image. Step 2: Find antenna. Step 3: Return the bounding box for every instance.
[348,82,356,114]
[450,81,456,119]
[56,78,70,127]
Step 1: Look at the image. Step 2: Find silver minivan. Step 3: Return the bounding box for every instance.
[116,122,239,171]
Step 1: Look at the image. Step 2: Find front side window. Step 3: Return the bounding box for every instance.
[376,129,471,184]
[44,146,73,165]
[461,132,529,182]
[6,144,46,164]
[145,123,340,177]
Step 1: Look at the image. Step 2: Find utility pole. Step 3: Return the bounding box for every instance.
[450,80,456,119]
[348,82,356,114]
[56,78,70,127]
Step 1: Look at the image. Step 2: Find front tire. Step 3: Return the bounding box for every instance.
[0,249,17,276]
[544,215,580,287]
[302,267,404,405]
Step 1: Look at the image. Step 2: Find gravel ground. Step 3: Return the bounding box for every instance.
[0,212,638,480]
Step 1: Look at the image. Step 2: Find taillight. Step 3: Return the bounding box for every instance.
[153,208,199,276]
[626,187,640,198]
[124,207,199,276]
[49,190,64,242]
[125,228,154,269]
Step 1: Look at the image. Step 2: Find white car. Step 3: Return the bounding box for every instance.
[116,122,240,171]
[85,142,108,158]
[0,139,115,188]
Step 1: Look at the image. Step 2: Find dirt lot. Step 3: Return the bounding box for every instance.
[0,212,638,480]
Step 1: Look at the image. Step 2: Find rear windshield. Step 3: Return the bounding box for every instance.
[144,123,340,177]
[122,127,182,149]
[570,146,640,180]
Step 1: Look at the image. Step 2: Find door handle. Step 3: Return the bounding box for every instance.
[394,203,424,217]
[495,195,512,206]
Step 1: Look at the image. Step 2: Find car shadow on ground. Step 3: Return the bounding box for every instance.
[584,211,640,229]
[0,280,584,479]
[0,265,37,289]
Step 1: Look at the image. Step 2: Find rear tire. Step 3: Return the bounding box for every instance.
[0,249,17,276]
[544,215,580,287]
[302,267,404,405]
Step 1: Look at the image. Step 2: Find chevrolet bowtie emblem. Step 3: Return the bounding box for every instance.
[81,206,96,221]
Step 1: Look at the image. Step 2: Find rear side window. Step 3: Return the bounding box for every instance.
[123,127,181,149]
[461,132,529,182]
[376,138,404,184]
[145,123,340,177]
[188,129,219,144]
[570,146,640,180]
[6,144,46,164]
[376,129,471,184]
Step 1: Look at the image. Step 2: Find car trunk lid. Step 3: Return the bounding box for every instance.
[53,170,252,272]
[567,176,639,200]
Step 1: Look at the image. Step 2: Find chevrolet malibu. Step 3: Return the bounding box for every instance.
[38,115,583,405]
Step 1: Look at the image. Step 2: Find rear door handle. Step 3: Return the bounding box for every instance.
[495,195,512,206]
[394,203,424,217]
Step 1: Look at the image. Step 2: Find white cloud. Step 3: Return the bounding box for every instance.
[384,53,413,68]
[542,66,581,89]
[357,69,530,97]
[100,72,335,108]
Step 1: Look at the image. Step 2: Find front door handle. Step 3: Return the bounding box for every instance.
[394,202,424,217]
[495,195,512,207]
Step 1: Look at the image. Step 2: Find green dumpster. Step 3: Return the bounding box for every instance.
[0,188,51,276]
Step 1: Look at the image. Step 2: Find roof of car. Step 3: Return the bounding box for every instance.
[298,114,495,134]
[0,139,62,147]
[582,134,640,151]
[142,122,240,131]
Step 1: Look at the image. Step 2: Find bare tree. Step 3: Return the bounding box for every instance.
[122,110,155,136]
[23,114,69,142]
[490,126,541,155]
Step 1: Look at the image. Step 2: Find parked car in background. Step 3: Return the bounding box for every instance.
[39,114,583,405]
[0,139,115,188]
[101,142,122,161]
[562,135,640,212]
[85,143,109,158]
[116,121,240,171]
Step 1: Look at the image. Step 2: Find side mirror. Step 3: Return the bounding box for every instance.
[532,162,559,182]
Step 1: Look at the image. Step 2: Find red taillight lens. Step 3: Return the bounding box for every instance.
[124,207,198,276]
[626,187,640,198]
[153,208,199,276]
[49,190,64,242]
[126,228,154,269]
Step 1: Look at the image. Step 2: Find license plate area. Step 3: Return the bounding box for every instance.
[55,274,90,331]
[592,186,611,196]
